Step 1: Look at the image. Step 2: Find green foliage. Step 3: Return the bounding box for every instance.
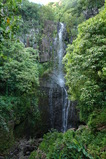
[0,123,14,153]
[30,129,94,159]
[87,132,106,158]
[51,0,105,41]
[17,0,41,47]
[0,0,21,40]
[63,7,106,122]
[46,131,92,159]
[76,127,106,158]
[39,129,63,153]
[17,0,56,48]
[40,5,55,22]
[0,42,39,93]
[77,0,105,11]
[30,127,106,159]
[0,2,22,152]
[29,151,37,159]
[0,41,40,152]
[0,0,22,64]
[88,108,106,131]
[0,0,57,153]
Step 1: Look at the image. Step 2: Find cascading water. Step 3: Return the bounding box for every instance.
[66,100,71,130]
[57,23,64,88]
[63,88,70,132]
[40,22,77,133]
[48,22,71,132]
[54,22,70,132]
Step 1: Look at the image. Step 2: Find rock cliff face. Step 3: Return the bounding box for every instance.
[39,84,79,132]
[18,18,79,133]
[39,85,63,131]
[39,21,79,132]
[83,8,99,20]
[39,20,57,63]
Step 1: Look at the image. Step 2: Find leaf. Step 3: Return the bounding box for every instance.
[7,18,10,24]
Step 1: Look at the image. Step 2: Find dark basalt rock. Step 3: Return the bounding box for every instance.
[68,101,79,129]
[39,84,63,131]
[23,145,35,156]
[6,138,42,159]
[39,20,57,63]
[39,22,79,132]
[83,8,99,20]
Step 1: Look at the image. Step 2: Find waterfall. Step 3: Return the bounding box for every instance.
[57,23,64,87]
[66,100,71,130]
[49,22,70,132]
[57,23,70,132]
[63,88,70,132]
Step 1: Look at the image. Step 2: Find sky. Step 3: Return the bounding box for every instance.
[29,0,59,5]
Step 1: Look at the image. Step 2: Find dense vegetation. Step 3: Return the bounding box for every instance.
[63,4,106,125]
[0,0,106,158]
[0,0,56,154]
[30,128,106,158]
[0,0,42,152]
[51,0,105,41]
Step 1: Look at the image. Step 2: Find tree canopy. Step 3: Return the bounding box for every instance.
[63,4,106,123]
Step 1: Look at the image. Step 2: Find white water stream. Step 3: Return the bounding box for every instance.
[49,22,70,132]
[57,23,70,132]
